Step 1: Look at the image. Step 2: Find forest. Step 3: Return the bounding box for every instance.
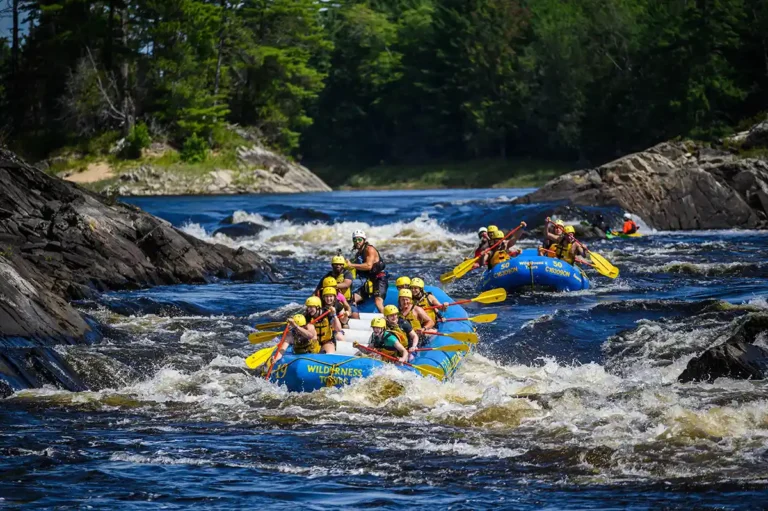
[0,0,766,169]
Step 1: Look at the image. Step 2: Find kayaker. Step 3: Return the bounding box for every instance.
[305,295,342,354]
[410,277,448,324]
[474,227,491,258]
[395,276,411,292]
[383,304,419,352]
[321,286,351,328]
[550,225,586,264]
[273,313,321,363]
[316,256,354,301]
[347,230,388,313]
[398,289,434,345]
[538,219,564,256]
[368,317,409,363]
[622,213,639,235]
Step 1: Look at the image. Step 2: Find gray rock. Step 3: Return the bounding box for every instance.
[518,136,768,230]
[743,120,768,150]
[0,148,277,393]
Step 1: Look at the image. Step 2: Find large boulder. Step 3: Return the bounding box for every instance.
[518,139,768,230]
[743,120,768,150]
[0,148,277,394]
[678,314,768,383]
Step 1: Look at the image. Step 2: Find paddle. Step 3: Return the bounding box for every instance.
[264,324,291,379]
[440,313,497,324]
[412,345,469,353]
[572,240,619,279]
[353,342,445,379]
[253,320,288,331]
[248,331,281,345]
[440,223,527,283]
[245,346,276,369]
[419,330,479,344]
[424,288,507,310]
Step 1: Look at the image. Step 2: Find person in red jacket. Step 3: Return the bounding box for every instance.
[623,213,639,234]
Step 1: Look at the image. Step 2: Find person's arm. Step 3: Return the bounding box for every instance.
[336,271,353,291]
[329,313,344,341]
[408,329,419,351]
[394,340,408,363]
[347,246,376,272]
[416,306,435,331]
[427,294,449,311]
[293,323,316,340]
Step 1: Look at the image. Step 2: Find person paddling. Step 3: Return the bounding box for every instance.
[398,289,434,346]
[410,277,448,324]
[321,285,351,328]
[474,227,491,258]
[347,230,388,313]
[367,317,409,363]
[305,296,342,354]
[316,256,354,302]
[622,213,639,235]
[384,304,419,353]
[549,225,586,264]
[539,219,564,256]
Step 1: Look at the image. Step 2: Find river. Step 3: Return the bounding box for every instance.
[3,189,768,509]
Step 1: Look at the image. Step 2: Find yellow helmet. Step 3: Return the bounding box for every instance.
[492,229,505,239]
[487,225,499,233]
[331,255,345,265]
[383,305,399,315]
[398,289,412,299]
[322,287,336,297]
[292,314,307,327]
[322,276,338,288]
[564,225,576,234]
[371,317,387,328]
[410,277,425,289]
[396,276,411,287]
[555,219,565,226]
[305,296,322,307]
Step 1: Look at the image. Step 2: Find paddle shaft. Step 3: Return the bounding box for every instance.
[354,342,409,365]
[264,309,332,379]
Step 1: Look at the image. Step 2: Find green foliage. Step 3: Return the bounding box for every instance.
[181,132,209,163]
[122,123,151,159]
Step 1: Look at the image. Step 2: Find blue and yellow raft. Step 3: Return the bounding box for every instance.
[268,286,472,392]
[480,248,590,293]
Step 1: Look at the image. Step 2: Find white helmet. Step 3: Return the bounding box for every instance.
[623,213,632,219]
[352,229,366,240]
[478,227,488,234]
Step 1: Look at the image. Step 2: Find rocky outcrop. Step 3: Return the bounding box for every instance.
[679,314,768,383]
[0,148,277,395]
[518,140,768,230]
[112,144,331,196]
[743,120,768,150]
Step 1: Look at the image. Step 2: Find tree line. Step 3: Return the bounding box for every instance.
[0,0,766,166]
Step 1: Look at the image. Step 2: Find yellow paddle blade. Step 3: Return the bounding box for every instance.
[472,288,507,304]
[413,364,445,380]
[446,331,479,344]
[245,347,275,369]
[589,252,619,279]
[253,321,286,330]
[248,331,280,344]
[470,313,497,323]
[439,270,457,284]
[452,257,480,279]
[429,344,470,353]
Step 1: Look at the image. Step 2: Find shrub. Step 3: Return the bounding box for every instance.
[181,133,208,163]
[122,123,151,159]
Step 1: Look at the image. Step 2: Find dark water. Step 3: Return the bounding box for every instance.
[3,189,768,509]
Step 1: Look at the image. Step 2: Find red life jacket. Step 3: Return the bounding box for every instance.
[623,220,638,234]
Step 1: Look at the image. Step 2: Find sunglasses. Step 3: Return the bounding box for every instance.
[353,237,364,242]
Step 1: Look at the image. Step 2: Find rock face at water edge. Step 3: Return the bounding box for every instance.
[0,148,277,396]
[678,314,768,383]
[518,137,768,230]
[113,144,331,196]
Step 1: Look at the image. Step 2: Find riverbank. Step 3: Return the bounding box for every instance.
[313,158,574,190]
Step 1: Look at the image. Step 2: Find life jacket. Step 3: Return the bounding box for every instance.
[305,312,334,345]
[489,248,510,267]
[291,324,320,355]
[399,306,422,332]
[415,292,440,323]
[552,242,575,264]
[386,319,411,349]
[371,330,405,359]
[325,270,351,301]
[623,220,638,234]
[354,242,386,280]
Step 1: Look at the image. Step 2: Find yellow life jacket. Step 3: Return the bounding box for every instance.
[313,315,334,344]
[386,320,410,349]
[292,326,320,355]
[552,242,575,264]
[416,294,437,323]
[490,249,510,267]
[399,306,422,332]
